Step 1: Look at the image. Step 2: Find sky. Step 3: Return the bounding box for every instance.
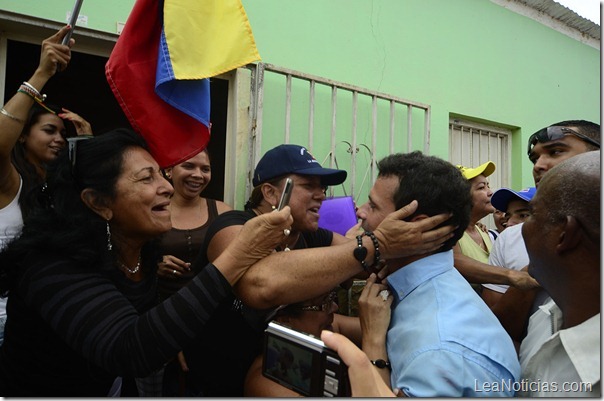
[554,0,600,24]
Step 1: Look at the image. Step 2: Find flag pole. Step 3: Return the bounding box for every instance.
[62,0,84,45]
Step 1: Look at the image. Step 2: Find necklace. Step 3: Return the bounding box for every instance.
[281,233,301,252]
[119,255,141,274]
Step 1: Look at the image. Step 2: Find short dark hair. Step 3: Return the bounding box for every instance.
[377,151,471,252]
[0,129,159,296]
[547,120,600,151]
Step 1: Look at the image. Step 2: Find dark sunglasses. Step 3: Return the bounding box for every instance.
[67,135,93,173]
[527,126,600,156]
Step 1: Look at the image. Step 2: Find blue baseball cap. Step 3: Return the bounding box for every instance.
[491,187,537,212]
[253,144,347,187]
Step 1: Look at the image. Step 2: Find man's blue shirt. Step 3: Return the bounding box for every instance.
[386,251,520,397]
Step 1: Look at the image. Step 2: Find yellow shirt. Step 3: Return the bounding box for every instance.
[458,225,492,263]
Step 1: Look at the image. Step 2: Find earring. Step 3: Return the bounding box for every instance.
[271,205,276,210]
[106,221,113,251]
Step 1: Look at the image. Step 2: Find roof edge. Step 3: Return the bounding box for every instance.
[491,0,600,50]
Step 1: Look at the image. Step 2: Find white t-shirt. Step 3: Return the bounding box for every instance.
[519,300,600,397]
[483,223,549,315]
[0,178,24,332]
[484,224,528,294]
[0,177,23,250]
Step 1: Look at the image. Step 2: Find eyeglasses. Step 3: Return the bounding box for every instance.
[527,126,600,156]
[67,135,93,173]
[297,291,338,313]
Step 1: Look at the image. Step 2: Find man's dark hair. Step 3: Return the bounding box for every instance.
[549,120,600,150]
[377,151,471,252]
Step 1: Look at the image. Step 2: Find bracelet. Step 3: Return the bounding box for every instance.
[370,359,391,370]
[364,231,380,268]
[17,87,56,115]
[0,108,25,124]
[18,87,45,103]
[22,81,45,101]
[353,234,369,272]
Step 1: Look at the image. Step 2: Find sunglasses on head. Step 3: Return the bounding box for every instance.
[527,126,600,156]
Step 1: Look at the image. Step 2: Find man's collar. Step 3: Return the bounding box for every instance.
[386,251,453,303]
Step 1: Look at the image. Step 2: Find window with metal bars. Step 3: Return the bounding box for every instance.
[449,118,511,229]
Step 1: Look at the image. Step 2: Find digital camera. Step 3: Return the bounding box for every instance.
[262,321,350,397]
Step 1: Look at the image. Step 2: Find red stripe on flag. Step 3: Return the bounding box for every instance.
[106,0,210,168]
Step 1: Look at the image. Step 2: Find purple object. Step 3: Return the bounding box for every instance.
[318,196,358,236]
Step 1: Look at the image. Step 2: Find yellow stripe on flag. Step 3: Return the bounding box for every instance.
[164,0,261,79]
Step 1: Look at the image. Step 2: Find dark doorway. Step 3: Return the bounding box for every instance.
[5,39,229,201]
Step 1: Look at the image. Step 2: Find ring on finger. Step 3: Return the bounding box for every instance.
[379,289,390,301]
[172,269,176,275]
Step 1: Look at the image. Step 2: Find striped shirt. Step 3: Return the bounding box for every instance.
[0,254,231,396]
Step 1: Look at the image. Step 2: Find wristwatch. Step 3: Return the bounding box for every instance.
[370,359,391,370]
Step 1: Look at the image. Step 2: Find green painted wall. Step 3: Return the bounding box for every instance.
[241,0,599,189]
[0,0,134,33]
[1,0,599,192]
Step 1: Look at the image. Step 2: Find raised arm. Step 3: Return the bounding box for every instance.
[0,26,73,202]
[235,200,455,309]
[18,208,293,377]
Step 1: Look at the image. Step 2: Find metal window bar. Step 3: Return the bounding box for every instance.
[308,80,315,150]
[449,119,511,229]
[245,62,431,201]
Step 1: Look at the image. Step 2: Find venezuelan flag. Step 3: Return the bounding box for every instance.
[106,0,260,168]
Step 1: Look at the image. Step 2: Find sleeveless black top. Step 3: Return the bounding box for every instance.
[156,199,219,301]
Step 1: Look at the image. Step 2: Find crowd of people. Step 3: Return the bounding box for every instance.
[0,27,600,397]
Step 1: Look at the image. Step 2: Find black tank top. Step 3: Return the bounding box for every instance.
[156,199,219,301]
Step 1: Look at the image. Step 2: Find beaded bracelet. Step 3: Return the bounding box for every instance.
[364,231,381,268]
[17,83,56,115]
[18,86,45,103]
[22,81,45,100]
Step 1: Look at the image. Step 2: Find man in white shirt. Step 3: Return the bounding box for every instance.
[486,120,600,343]
[518,150,600,397]
[482,187,550,315]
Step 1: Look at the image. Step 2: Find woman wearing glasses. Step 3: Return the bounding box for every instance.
[0,129,293,396]
[244,274,393,396]
[0,26,91,347]
[183,143,350,396]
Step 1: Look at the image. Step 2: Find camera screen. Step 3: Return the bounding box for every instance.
[263,332,316,395]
